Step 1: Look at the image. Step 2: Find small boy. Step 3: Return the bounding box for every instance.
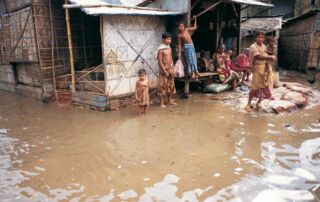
[178,18,199,79]
[157,32,176,108]
[135,69,149,114]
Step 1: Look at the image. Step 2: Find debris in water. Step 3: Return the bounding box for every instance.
[35,167,46,172]
[267,129,281,135]
[0,128,8,134]
[118,189,138,200]
[234,167,243,172]
[214,173,221,178]
[268,123,275,127]
[141,161,148,164]
[284,124,298,132]
[143,178,150,181]
[239,122,245,125]
[117,165,122,169]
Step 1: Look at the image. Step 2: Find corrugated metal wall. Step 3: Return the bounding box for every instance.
[103,15,165,97]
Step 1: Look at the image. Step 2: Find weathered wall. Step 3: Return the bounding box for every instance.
[103,15,165,97]
[15,63,42,87]
[295,0,320,16]
[4,0,32,13]
[0,6,38,64]
[0,64,15,85]
[279,14,317,71]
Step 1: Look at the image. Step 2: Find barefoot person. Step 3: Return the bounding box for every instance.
[246,32,276,112]
[135,69,150,114]
[157,32,176,108]
[178,18,199,79]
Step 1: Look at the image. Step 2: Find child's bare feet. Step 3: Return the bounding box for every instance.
[191,72,196,79]
[160,104,166,108]
[168,101,177,106]
[245,105,254,112]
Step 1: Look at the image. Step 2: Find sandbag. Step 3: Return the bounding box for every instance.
[203,83,232,94]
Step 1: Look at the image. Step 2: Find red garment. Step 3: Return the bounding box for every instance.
[249,87,272,100]
[228,54,250,72]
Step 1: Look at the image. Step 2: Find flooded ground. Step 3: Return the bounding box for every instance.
[0,73,320,201]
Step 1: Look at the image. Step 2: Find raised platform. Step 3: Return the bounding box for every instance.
[175,72,219,95]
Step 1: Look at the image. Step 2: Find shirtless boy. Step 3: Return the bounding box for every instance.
[157,32,176,108]
[178,17,199,79]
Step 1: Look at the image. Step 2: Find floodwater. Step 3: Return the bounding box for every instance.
[0,86,320,201]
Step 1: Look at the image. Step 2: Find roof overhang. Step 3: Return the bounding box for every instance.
[227,0,273,7]
[66,0,183,16]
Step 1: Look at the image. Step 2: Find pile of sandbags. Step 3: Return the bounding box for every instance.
[261,82,312,114]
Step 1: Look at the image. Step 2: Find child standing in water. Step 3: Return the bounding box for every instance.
[135,69,149,114]
[157,32,176,108]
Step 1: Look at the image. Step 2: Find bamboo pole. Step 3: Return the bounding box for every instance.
[65,0,76,92]
[80,13,88,68]
[192,0,222,20]
[63,3,171,12]
[49,0,57,92]
[32,6,47,93]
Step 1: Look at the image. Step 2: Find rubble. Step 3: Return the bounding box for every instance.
[203,82,320,114]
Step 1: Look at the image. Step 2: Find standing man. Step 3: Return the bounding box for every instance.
[178,17,199,79]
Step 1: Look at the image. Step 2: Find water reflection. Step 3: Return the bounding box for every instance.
[1,125,319,201]
[207,138,320,202]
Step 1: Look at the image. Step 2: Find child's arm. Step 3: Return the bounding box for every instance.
[135,82,139,100]
[157,50,169,77]
[178,36,182,59]
[188,17,198,31]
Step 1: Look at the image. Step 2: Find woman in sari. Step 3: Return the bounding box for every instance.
[246,32,276,112]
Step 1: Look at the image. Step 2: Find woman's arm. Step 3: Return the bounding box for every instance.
[255,54,276,61]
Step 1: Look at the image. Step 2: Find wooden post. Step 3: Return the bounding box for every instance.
[80,14,88,68]
[49,0,57,92]
[236,4,241,55]
[32,6,46,93]
[65,0,76,92]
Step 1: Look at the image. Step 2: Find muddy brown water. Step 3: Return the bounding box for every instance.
[0,84,320,201]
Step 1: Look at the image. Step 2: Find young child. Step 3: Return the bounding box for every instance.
[157,32,176,108]
[135,69,149,114]
[217,67,238,91]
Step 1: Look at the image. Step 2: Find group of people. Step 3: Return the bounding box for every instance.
[135,18,200,114]
[135,17,277,114]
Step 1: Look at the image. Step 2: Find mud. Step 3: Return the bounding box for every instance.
[0,72,320,201]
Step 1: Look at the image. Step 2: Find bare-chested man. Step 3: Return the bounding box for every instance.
[157,32,176,108]
[178,17,199,79]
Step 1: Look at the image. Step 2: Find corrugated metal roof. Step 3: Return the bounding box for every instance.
[68,0,182,15]
[228,0,273,7]
[241,17,282,36]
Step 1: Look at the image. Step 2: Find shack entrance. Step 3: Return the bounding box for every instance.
[191,1,241,57]
[67,9,104,95]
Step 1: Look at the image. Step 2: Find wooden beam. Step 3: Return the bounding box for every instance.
[63,3,171,12]
[49,0,57,92]
[193,0,222,19]
[65,1,76,92]
[191,0,201,10]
